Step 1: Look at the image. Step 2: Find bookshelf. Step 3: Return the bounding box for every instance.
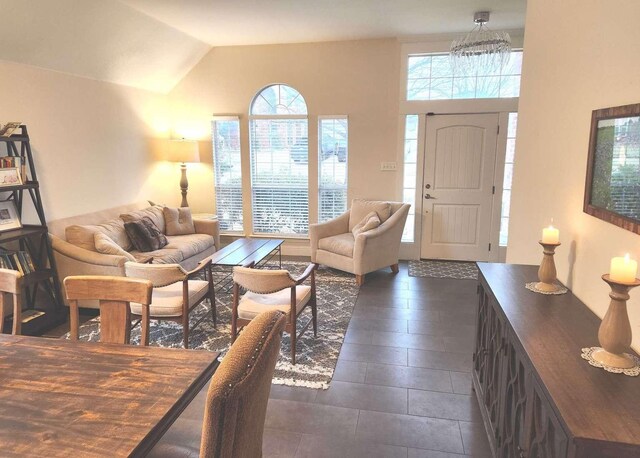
[0,125,64,335]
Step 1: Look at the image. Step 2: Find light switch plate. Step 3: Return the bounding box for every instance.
[380,161,397,171]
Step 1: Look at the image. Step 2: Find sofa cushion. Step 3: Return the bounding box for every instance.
[352,211,381,238]
[120,205,166,234]
[130,247,184,264]
[130,280,209,317]
[94,233,136,261]
[349,199,391,231]
[164,207,196,236]
[165,233,215,260]
[318,233,355,258]
[66,219,130,252]
[238,285,311,320]
[124,217,168,252]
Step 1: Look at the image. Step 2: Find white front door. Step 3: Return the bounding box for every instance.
[420,113,499,261]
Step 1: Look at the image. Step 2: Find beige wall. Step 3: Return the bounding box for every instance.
[507,0,640,349]
[0,60,178,223]
[168,39,402,219]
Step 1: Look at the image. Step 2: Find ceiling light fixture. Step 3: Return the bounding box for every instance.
[450,11,511,75]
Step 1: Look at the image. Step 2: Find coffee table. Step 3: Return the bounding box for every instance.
[209,238,284,291]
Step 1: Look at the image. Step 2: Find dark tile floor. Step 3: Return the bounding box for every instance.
[149,262,492,457]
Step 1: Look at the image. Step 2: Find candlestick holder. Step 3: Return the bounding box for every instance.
[589,275,640,369]
[536,241,562,293]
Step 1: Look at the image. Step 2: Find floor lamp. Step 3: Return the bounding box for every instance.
[167,139,200,207]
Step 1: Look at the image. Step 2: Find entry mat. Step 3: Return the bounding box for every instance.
[408,259,479,280]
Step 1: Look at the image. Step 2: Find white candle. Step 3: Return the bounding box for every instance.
[609,254,638,283]
[541,225,559,244]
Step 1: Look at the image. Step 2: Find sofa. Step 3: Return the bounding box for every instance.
[310,199,410,285]
[49,202,220,306]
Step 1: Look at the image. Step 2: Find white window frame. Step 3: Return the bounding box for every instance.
[318,115,349,223]
[248,85,309,237]
[212,115,244,234]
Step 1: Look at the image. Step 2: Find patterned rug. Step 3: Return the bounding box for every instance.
[68,262,359,389]
[409,259,479,280]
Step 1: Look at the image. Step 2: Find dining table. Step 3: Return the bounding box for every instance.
[0,334,219,457]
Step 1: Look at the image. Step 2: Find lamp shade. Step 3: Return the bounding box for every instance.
[167,139,200,163]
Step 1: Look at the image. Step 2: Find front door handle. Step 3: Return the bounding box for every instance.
[424,194,436,199]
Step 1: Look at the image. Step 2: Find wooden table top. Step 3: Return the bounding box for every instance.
[477,263,640,447]
[0,335,219,457]
[209,238,283,267]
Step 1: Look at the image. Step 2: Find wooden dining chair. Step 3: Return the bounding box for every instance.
[231,263,317,364]
[64,275,153,345]
[0,269,22,335]
[201,310,286,457]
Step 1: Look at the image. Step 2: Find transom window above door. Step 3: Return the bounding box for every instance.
[406,51,523,101]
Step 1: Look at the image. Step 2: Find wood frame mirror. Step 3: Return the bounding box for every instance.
[584,103,640,234]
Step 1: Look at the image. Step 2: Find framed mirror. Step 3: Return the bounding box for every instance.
[584,103,640,234]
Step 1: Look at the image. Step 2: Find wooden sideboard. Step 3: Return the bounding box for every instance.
[473,263,640,458]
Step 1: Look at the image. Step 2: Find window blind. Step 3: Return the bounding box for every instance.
[249,118,309,235]
[212,117,243,232]
[318,117,348,222]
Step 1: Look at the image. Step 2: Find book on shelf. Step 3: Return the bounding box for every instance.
[0,250,35,274]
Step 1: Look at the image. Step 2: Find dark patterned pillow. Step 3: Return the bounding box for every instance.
[124,217,168,252]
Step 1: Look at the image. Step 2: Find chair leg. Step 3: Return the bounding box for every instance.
[390,263,399,274]
[290,327,296,365]
[231,283,239,343]
[208,265,216,328]
[356,274,365,286]
[312,297,318,337]
[183,316,189,349]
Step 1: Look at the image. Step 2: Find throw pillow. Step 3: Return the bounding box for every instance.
[124,217,168,252]
[94,233,136,261]
[349,199,391,231]
[120,205,166,234]
[352,211,381,238]
[163,207,196,236]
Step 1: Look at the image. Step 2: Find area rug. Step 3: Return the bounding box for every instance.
[68,262,359,389]
[409,259,479,280]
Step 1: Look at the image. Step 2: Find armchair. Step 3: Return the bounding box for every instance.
[231,263,318,364]
[310,199,410,285]
[124,259,215,348]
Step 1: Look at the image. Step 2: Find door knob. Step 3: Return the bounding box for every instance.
[424,194,436,199]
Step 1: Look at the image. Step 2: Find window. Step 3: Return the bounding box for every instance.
[212,116,243,232]
[318,117,348,222]
[500,113,518,246]
[407,51,523,101]
[249,84,308,235]
[402,115,419,242]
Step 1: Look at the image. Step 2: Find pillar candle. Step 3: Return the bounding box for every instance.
[541,225,559,244]
[609,254,638,283]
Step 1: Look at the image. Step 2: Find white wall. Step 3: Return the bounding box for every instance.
[168,39,402,219]
[507,0,640,349]
[0,60,179,223]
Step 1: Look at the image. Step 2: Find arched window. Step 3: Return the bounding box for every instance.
[249,84,309,235]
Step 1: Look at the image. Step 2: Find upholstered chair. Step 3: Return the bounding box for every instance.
[200,310,286,457]
[64,275,153,345]
[231,264,317,365]
[124,259,214,348]
[310,199,410,285]
[0,269,22,335]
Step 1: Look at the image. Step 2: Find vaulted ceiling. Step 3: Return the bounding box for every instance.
[0,0,526,93]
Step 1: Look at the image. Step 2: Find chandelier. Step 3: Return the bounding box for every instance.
[450,11,511,75]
